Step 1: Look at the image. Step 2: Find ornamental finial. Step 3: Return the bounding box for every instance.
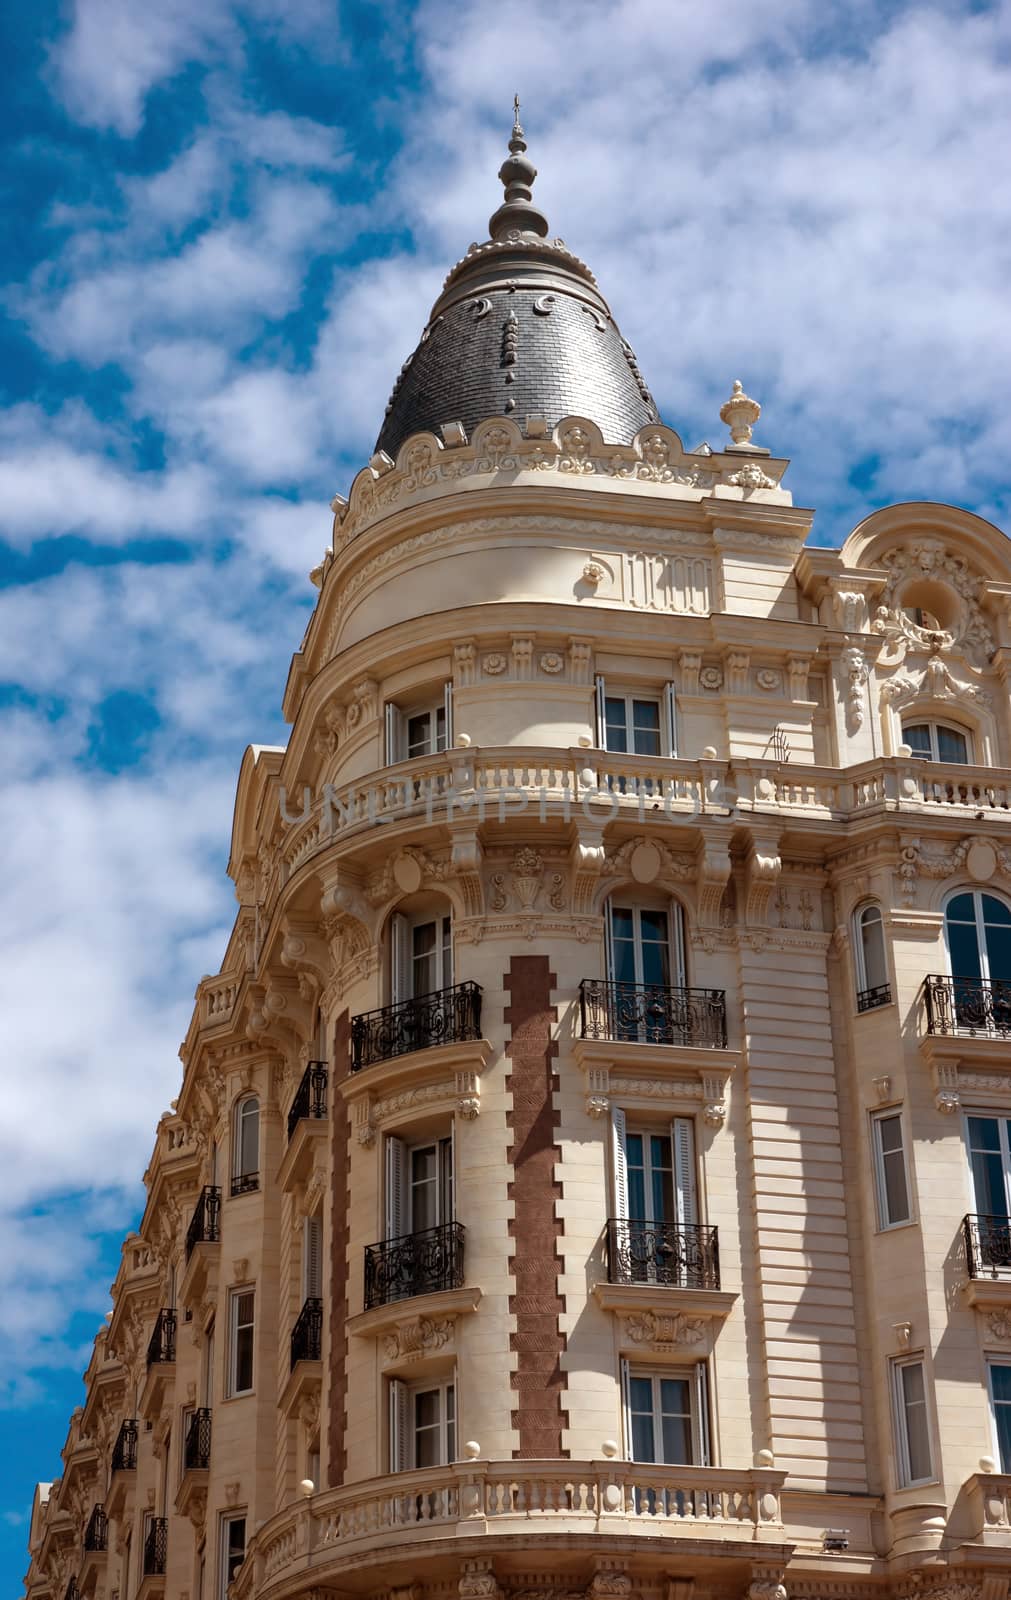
[489,97,549,242]
[719,378,762,450]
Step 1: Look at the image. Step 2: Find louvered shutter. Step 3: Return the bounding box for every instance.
[620,1358,633,1460]
[391,912,411,1004]
[671,900,687,989]
[594,674,607,748]
[389,1379,409,1472]
[385,702,405,765]
[443,681,454,750]
[304,1215,323,1300]
[663,681,678,758]
[385,1136,407,1241]
[611,1107,629,1220]
[671,1117,698,1228]
[693,1362,711,1466]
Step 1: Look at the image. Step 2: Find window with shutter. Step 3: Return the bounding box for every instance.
[303,1215,323,1299]
[385,1136,407,1240]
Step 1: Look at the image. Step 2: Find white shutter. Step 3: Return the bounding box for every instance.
[671,901,687,989]
[594,674,607,748]
[663,681,678,758]
[620,1358,632,1460]
[385,1136,407,1240]
[209,1141,218,1186]
[604,898,615,985]
[611,1107,629,1220]
[385,702,405,764]
[389,1379,409,1472]
[693,1362,711,1466]
[391,912,411,1004]
[304,1215,323,1300]
[443,680,454,750]
[671,1118,698,1229]
[447,1124,456,1223]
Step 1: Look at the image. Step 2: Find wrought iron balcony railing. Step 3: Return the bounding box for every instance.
[111,1418,138,1472]
[352,982,482,1072]
[290,1296,323,1369]
[64,1579,80,1600]
[184,1407,211,1470]
[84,1504,108,1552]
[143,1516,168,1577]
[857,983,892,1012]
[185,1185,221,1260]
[606,1218,721,1290]
[231,1170,259,1196]
[579,978,727,1049]
[925,974,1011,1038]
[146,1308,176,1367]
[288,1060,328,1140]
[365,1221,465,1310]
[965,1213,1011,1278]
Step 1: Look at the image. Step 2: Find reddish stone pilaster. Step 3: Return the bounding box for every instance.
[327,1008,350,1487]
[504,955,568,1458]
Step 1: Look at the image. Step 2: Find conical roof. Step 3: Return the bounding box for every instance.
[374,106,658,461]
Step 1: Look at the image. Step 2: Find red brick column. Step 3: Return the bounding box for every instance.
[504,955,568,1458]
[327,1008,350,1487]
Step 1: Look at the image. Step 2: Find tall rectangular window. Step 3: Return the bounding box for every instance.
[871,1111,911,1227]
[389,1377,456,1471]
[228,1290,254,1396]
[220,1515,246,1599]
[622,1362,709,1465]
[990,1362,1011,1471]
[594,676,677,758]
[892,1357,933,1485]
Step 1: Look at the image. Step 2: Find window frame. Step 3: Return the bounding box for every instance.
[595,675,677,758]
[853,901,891,1010]
[605,895,687,992]
[226,1287,255,1398]
[231,1095,260,1196]
[390,909,453,1004]
[621,1361,710,1465]
[944,889,1011,988]
[385,682,453,764]
[890,1354,936,1487]
[870,1109,913,1230]
[389,1374,457,1472]
[988,1359,1011,1472]
[219,1513,246,1600]
[385,1129,454,1240]
[901,719,971,764]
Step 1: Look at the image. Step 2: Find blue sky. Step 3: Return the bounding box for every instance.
[3,0,1011,1581]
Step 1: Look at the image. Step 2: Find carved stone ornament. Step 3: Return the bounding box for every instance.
[587,1573,632,1599]
[841,646,869,732]
[880,651,992,711]
[624,1310,707,1348]
[987,1310,1011,1341]
[874,539,996,665]
[384,1315,455,1363]
[460,1562,502,1600]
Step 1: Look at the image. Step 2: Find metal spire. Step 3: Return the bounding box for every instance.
[488,97,549,241]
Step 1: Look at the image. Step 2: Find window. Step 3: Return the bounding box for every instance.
[220,1515,246,1598]
[989,1362,1011,1471]
[903,721,969,763]
[389,1377,456,1471]
[303,1214,323,1301]
[203,1321,215,1407]
[306,1440,321,1491]
[892,1357,934,1485]
[391,910,453,1003]
[622,1363,709,1465]
[946,893,1011,987]
[608,900,685,991]
[595,677,676,757]
[854,903,890,1010]
[385,684,453,764]
[386,1133,454,1239]
[871,1111,911,1228]
[227,1290,254,1396]
[231,1097,259,1196]
[611,1111,709,1287]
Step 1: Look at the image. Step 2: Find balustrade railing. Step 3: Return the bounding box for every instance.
[111,1418,138,1472]
[143,1517,168,1577]
[580,978,727,1049]
[146,1308,176,1367]
[288,1061,328,1140]
[351,982,482,1072]
[184,1407,212,1470]
[924,974,1011,1038]
[84,1504,108,1552]
[965,1213,1011,1278]
[365,1221,465,1309]
[291,1297,323,1369]
[606,1218,721,1290]
[857,983,892,1012]
[231,1170,260,1196]
[64,1580,80,1600]
[185,1185,221,1260]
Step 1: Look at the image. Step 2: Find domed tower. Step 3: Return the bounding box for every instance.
[27,114,1011,1600]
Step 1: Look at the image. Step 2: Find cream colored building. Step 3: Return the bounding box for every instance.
[25,114,1011,1600]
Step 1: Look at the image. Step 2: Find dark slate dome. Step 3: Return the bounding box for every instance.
[375,109,658,461]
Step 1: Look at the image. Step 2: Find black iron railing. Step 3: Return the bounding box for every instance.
[230,1171,259,1197]
[185,1185,221,1260]
[351,982,482,1072]
[925,974,1011,1038]
[64,1580,80,1600]
[143,1516,168,1577]
[857,983,892,1012]
[579,978,727,1048]
[606,1218,721,1289]
[288,1060,328,1140]
[365,1221,465,1309]
[965,1213,1011,1278]
[146,1308,176,1367]
[184,1407,211,1470]
[84,1504,108,1552]
[290,1297,323,1369]
[111,1418,138,1472]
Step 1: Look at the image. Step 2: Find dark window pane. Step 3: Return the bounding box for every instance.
[937,726,968,763]
[904,724,932,757]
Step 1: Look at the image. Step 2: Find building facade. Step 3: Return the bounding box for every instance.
[24,114,1011,1600]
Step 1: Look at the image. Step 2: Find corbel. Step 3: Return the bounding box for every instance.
[569,819,608,916]
[695,830,733,929]
[280,919,331,989]
[743,828,782,928]
[449,823,485,918]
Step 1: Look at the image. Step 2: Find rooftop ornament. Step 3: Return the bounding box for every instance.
[720,379,764,452]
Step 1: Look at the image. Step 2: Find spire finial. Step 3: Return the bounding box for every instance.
[489,98,549,242]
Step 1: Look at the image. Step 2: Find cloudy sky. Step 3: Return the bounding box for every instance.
[3,0,1011,1573]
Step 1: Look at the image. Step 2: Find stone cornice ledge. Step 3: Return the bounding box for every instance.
[593,1281,738,1322]
[347,1284,482,1345]
[572,1038,739,1125]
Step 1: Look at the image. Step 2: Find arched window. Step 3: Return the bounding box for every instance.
[231,1096,260,1196]
[902,720,970,764]
[853,903,891,1010]
[938,892,1011,1036]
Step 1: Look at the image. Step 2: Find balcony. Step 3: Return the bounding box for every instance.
[365,1221,465,1310]
[291,1297,323,1370]
[185,1186,221,1260]
[857,983,892,1013]
[184,1407,212,1470]
[83,1505,108,1552]
[351,982,482,1072]
[288,1060,328,1140]
[146,1308,176,1366]
[143,1517,167,1577]
[606,1219,721,1290]
[925,974,1011,1039]
[112,1418,138,1471]
[231,1170,260,1197]
[579,979,727,1049]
